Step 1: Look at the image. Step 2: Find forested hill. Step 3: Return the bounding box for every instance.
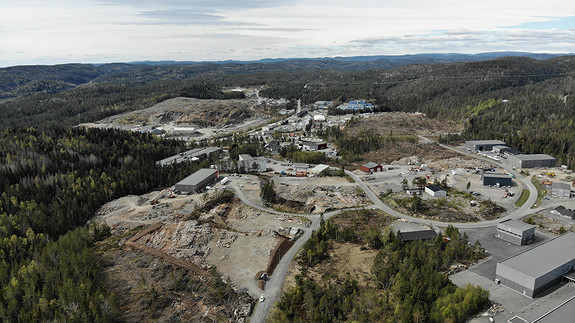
[2,55,575,166]
[0,52,567,100]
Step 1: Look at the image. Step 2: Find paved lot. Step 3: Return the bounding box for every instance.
[451,270,575,323]
[460,227,551,281]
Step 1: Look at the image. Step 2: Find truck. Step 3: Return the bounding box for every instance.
[221,177,230,185]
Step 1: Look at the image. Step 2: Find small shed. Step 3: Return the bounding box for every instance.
[551,182,571,199]
[361,162,383,173]
[425,184,446,197]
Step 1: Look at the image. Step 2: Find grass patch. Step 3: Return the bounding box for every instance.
[530,176,547,208]
[515,189,530,208]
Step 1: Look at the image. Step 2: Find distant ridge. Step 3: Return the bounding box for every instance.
[128,52,568,65]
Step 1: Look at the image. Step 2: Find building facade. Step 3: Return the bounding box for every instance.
[551,182,571,199]
[496,219,536,245]
[496,232,575,298]
[465,140,506,152]
[483,173,512,187]
[175,168,218,193]
[508,154,557,169]
[425,184,447,197]
[361,162,383,173]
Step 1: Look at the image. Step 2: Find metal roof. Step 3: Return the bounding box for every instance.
[498,232,575,278]
[498,219,536,232]
[399,230,438,242]
[466,140,506,145]
[551,182,570,190]
[533,296,575,323]
[310,164,330,173]
[484,173,511,179]
[511,154,555,161]
[426,184,444,192]
[176,169,217,186]
[362,162,381,169]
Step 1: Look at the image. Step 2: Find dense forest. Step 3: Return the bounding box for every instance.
[0,127,210,321]
[273,217,489,322]
[3,56,575,166]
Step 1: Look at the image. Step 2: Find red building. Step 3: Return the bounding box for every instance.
[361,162,383,173]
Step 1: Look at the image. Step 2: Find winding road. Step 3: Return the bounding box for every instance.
[244,137,540,322]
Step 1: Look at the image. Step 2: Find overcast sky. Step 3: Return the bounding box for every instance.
[1,0,574,67]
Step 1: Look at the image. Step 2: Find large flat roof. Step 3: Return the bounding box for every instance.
[484,173,511,179]
[177,168,217,186]
[511,154,555,161]
[466,140,506,145]
[498,232,575,278]
[533,296,575,323]
[498,219,536,232]
[551,182,570,190]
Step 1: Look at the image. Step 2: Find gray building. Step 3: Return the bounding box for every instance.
[174,168,218,193]
[508,154,556,169]
[399,229,438,243]
[496,232,575,298]
[496,219,536,245]
[465,140,506,152]
[156,147,222,166]
[483,173,512,187]
[551,182,571,199]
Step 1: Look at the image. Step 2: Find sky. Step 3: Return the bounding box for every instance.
[0,0,574,67]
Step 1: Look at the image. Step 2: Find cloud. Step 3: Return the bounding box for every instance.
[132,9,261,26]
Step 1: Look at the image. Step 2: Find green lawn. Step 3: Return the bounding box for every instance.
[515,189,530,208]
[530,176,547,208]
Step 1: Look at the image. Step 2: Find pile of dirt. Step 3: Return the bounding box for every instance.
[135,220,214,267]
[345,112,462,137]
[95,239,254,323]
[275,184,369,213]
[97,97,269,128]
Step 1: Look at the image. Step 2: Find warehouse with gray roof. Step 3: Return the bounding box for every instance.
[495,232,575,298]
[482,173,512,187]
[174,168,218,194]
[508,154,556,169]
[465,140,506,152]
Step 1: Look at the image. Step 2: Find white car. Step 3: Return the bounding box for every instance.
[259,294,265,302]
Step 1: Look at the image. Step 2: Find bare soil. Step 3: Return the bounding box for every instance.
[345,112,462,137]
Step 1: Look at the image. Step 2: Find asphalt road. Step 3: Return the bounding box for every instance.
[244,137,539,322]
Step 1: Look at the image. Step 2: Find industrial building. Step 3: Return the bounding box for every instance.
[495,232,575,298]
[156,147,222,166]
[496,219,536,245]
[482,173,512,187]
[300,141,328,151]
[552,205,575,219]
[238,154,267,172]
[493,145,522,156]
[425,184,446,197]
[398,229,438,243]
[361,162,383,173]
[465,140,506,152]
[309,164,330,175]
[175,168,218,194]
[508,154,556,169]
[551,182,571,199]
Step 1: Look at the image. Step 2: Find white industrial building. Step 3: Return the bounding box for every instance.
[425,184,446,197]
[239,154,267,172]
